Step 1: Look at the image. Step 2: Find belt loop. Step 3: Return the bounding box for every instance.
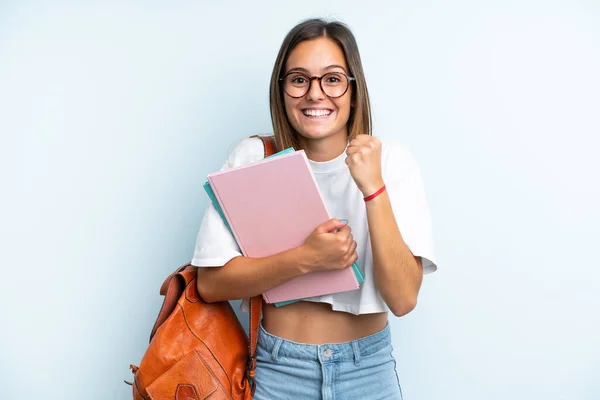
[271,338,283,362]
[352,341,361,367]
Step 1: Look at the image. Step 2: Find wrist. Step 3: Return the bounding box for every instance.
[291,245,315,274]
[363,183,386,202]
[360,178,385,197]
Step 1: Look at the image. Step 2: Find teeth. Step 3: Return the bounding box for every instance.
[303,109,332,117]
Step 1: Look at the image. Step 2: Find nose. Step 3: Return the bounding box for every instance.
[306,77,326,101]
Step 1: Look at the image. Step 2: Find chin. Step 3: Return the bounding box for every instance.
[293,122,347,141]
[297,128,333,140]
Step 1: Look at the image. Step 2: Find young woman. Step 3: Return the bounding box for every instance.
[192,18,437,400]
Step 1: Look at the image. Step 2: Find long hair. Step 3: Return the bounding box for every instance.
[269,19,372,151]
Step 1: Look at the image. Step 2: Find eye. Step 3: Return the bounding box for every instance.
[324,73,343,84]
[288,74,308,85]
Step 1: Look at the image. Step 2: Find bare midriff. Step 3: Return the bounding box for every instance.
[261,300,388,344]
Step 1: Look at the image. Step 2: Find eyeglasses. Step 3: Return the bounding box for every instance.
[279,71,356,99]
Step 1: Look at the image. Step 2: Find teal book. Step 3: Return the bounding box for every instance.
[203,147,364,307]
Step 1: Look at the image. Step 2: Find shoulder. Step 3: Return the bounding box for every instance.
[381,139,412,160]
[380,139,420,179]
[223,136,267,169]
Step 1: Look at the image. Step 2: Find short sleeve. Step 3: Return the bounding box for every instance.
[191,137,266,267]
[383,142,437,274]
[191,202,243,267]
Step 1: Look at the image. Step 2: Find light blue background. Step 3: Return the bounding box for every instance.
[3,1,599,399]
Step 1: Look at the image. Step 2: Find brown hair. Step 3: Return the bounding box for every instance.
[269,18,372,151]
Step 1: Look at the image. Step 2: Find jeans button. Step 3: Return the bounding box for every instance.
[323,348,333,358]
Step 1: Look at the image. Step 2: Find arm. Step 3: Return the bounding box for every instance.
[365,190,423,317]
[197,247,309,303]
[197,218,356,302]
[346,136,423,317]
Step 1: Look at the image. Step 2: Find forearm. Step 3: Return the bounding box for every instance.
[196,246,309,302]
[366,190,423,316]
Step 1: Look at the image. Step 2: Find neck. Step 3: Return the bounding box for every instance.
[298,130,349,162]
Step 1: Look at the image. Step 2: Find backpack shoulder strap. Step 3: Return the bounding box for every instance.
[246,134,277,392]
[149,263,196,342]
[250,135,277,157]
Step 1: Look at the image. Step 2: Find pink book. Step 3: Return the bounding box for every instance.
[207,150,360,303]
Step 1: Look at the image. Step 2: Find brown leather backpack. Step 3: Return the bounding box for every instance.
[127,135,276,400]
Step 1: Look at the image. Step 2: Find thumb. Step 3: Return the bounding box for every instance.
[316,218,347,234]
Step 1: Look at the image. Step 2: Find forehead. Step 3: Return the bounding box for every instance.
[285,36,348,73]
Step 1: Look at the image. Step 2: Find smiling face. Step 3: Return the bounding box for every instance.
[283,36,353,144]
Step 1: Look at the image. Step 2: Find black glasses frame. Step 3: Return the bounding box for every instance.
[279,71,356,99]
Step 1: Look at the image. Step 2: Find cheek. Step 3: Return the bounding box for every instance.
[283,97,299,121]
[335,97,352,119]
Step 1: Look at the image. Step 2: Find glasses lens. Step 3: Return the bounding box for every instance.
[321,72,348,98]
[283,73,310,97]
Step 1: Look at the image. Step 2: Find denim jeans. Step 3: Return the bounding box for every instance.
[253,323,403,400]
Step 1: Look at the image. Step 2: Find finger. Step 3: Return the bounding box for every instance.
[316,218,347,234]
[346,239,357,256]
[336,231,352,245]
[344,232,354,245]
[349,136,368,146]
[337,224,352,234]
[336,226,352,241]
[351,135,379,150]
[350,148,371,161]
[342,248,358,268]
[345,147,362,157]
[345,152,362,165]
[349,251,358,266]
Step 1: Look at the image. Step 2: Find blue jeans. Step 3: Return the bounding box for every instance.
[253,323,403,400]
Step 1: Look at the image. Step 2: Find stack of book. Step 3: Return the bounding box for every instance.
[203,147,364,306]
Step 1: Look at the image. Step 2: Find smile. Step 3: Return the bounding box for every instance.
[302,109,333,118]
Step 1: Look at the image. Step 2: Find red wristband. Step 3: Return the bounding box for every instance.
[363,184,386,202]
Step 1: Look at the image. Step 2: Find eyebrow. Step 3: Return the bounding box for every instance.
[285,64,348,75]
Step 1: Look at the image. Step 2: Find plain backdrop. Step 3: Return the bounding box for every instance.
[3,1,599,399]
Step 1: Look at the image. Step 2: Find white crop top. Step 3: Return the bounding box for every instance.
[191,137,437,315]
